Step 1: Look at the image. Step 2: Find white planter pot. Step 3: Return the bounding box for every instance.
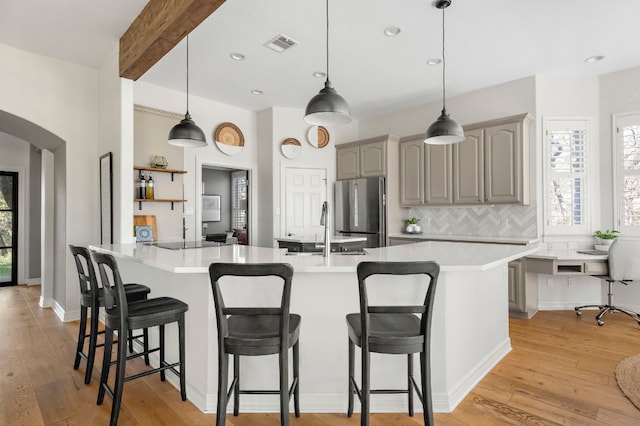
[406,224,421,234]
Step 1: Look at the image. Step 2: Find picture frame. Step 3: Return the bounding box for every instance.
[99,152,113,244]
[202,194,221,222]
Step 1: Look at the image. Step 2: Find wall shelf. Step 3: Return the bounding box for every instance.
[134,166,188,209]
[134,165,187,181]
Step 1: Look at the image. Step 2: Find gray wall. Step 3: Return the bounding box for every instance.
[202,167,231,235]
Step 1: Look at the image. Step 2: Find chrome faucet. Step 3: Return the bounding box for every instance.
[319,201,331,257]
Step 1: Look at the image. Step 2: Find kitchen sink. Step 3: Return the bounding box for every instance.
[284,250,368,256]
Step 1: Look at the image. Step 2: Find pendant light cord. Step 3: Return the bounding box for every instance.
[325,0,330,82]
[441,5,446,111]
[186,35,190,115]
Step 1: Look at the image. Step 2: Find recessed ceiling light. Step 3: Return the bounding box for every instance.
[313,71,326,78]
[250,89,263,95]
[427,58,442,66]
[584,55,604,63]
[230,52,246,61]
[383,26,401,37]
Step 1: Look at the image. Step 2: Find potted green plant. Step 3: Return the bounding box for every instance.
[593,229,619,249]
[406,217,421,234]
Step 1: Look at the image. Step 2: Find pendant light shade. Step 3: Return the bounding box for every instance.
[168,36,207,147]
[425,0,464,145]
[304,0,352,126]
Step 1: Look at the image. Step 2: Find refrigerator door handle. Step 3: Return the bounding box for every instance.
[353,182,359,228]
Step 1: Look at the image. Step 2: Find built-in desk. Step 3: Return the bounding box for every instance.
[517,250,609,318]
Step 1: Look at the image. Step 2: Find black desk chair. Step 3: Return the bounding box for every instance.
[209,262,300,426]
[92,252,189,426]
[346,261,439,426]
[69,245,150,384]
[575,239,640,326]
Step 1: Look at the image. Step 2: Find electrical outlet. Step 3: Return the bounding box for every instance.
[568,242,577,251]
[567,277,574,287]
[546,277,554,288]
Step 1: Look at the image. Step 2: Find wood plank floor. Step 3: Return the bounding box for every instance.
[2,284,640,425]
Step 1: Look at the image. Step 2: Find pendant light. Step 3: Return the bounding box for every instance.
[425,0,464,145]
[168,36,207,147]
[304,0,352,126]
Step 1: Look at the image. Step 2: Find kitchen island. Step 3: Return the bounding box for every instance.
[89,240,539,414]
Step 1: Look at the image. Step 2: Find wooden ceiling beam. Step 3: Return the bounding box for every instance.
[119,0,227,81]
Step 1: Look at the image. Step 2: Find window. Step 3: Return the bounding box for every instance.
[231,171,247,230]
[614,112,640,236]
[543,119,590,235]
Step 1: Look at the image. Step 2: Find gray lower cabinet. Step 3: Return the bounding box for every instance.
[399,113,533,206]
[508,258,537,318]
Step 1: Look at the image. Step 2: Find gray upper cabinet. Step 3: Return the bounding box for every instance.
[336,145,360,180]
[453,128,484,204]
[336,136,391,180]
[399,138,424,205]
[399,113,533,206]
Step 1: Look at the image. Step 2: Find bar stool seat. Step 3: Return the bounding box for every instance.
[209,262,300,426]
[347,261,439,426]
[92,252,188,426]
[70,245,150,385]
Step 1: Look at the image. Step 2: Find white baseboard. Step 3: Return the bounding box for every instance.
[24,277,41,285]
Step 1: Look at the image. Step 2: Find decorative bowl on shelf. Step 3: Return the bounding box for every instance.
[151,155,168,169]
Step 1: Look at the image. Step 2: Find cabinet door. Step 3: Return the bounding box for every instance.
[485,121,522,203]
[508,259,526,313]
[453,128,484,204]
[336,146,360,180]
[425,144,453,205]
[400,139,424,205]
[360,140,387,177]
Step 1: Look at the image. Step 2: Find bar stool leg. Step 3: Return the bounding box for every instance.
[216,351,229,426]
[420,351,434,426]
[293,341,300,417]
[361,347,370,426]
[85,305,100,384]
[110,328,128,426]
[408,353,414,416]
[179,316,187,401]
[279,344,290,426]
[97,328,114,404]
[347,338,355,417]
[74,305,88,370]
[143,327,150,365]
[159,324,166,381]
[233,355,240,415]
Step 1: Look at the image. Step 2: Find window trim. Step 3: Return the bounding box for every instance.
[542,117,592,236]
[613,110,640,237]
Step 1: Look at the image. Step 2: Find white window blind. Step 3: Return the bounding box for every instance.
[615,112,640,235]
[231,171,247,230]
[543,119,589,235]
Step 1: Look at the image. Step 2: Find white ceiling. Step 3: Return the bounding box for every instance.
[2,0,640,120]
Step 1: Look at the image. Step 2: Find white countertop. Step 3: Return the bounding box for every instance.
[275,235,367,243]
[388,233,540,246]
[90,240,540,274]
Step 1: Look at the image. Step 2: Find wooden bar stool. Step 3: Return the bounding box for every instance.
[69,245,150,384]
[209,262,301,426]
[346,261,439,426]
[92,252,188,426]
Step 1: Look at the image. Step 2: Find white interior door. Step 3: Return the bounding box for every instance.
[285,168,327,239]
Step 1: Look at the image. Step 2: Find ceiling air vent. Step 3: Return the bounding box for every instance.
[264,34,299,53]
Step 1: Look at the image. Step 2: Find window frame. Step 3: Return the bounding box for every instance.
[542,117,592,236]
[613,110,640,237]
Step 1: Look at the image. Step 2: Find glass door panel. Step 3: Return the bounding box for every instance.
[0,172,17,286]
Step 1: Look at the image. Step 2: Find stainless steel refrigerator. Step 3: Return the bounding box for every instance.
[335,176,386,247]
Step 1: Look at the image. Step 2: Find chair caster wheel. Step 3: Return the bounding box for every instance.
[575,309,582,317]
[597,320,604,326]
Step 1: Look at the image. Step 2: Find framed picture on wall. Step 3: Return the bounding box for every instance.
[202,195,221,222]
[99,152,113,244]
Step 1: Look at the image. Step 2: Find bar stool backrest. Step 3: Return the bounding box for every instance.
[69,245,99,306]
[356,261,440,350]
[208,263,294,355]
[91,252,130,332]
